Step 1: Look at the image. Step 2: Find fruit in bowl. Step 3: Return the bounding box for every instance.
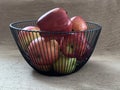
[27,36,59,65]
[40,33,64,45]
[71,16,87,31]
[60,32,89,58]
[37,7,72,43]
[9,7,102,76]
[18,26,40,50]
[37,7,72,32]
[33,63,52,72]
[28,8,89,73]
[53,55,76,74]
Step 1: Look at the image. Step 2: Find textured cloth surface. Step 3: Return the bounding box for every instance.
[0,0,120,90]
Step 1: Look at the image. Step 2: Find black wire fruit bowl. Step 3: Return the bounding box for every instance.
[9,20,102,76]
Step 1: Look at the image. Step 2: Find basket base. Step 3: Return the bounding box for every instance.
[31,59,89,76]
[24,45,93,76]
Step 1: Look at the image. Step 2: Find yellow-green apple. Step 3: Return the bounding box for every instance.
[71,16,87,31]
[27,37,59,65]
[53,55,76,74]
[18,26,40,50]
[60,33,89,58]
[37,7,72,32]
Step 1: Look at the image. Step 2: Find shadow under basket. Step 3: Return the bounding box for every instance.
[9,20,102,76]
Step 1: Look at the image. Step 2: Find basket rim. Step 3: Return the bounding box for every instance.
[9,20,102,33]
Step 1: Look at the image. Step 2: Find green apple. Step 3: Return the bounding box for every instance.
[53,55,76,74]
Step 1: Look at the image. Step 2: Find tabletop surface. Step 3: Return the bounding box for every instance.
[0,44,120,90]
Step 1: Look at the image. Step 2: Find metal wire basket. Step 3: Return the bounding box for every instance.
[9,20,102,76]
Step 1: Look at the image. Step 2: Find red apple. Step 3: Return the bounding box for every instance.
[27,37,59,65]
[76,43,91,61]
[75,34,91,59]
[37,7,72,32]
[18,26,40,50]
[32,62,52,72]
[42,33,64,44]
[60,32,89,58]
[71,16,87,31]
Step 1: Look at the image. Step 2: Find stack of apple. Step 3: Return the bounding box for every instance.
[18,8,90,74]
